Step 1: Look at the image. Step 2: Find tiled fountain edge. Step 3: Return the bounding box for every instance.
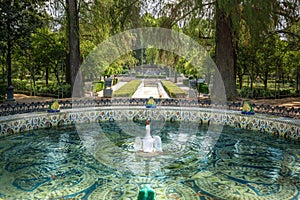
[0,106,299,141]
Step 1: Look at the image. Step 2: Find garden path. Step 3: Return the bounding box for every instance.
[131,80,169,98]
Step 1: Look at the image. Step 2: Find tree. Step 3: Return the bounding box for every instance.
[0,0,45,101]
[214,1,238,100]
[0,41,6,82]
[146,0,298,100]
[66,0,83,97]
[145,46,158,65]
[257,35,279,91]
[30,28,66,85]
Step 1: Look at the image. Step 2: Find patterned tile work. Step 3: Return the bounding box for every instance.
[0,107,299,141]
[1,123,298,199]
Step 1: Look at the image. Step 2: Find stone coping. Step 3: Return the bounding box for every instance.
[0,106,299,141]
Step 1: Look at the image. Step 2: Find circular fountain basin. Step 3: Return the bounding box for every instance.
[0,120,299,199]
[0,106,299,199]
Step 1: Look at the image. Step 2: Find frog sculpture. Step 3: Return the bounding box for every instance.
[241,101,255,115]
[47,99,60,113]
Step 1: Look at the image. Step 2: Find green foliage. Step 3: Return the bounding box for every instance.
[135,75,166,79]
[0,0,298,101]
[92,81,105,92]
[217,0,279,43]
[0,83,6,101]
[13,78,71,98]
[197,83,209,94]
[238,87,296,99]
[145,46,159,64]
[142,13,159,27]
[161,80,187,98]
[12,79,28,91]
[81,40,97,61]
[36,83,71,98]
[0,1,46,43]
[104,64,119,77]
[41,83,71,98]
[57,84,71,98]
[113,80,141,97]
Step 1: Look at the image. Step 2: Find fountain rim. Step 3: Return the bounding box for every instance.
[0,105,299,141]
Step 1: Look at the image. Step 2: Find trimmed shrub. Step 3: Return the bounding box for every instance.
[92,81,105,92]
[197,83,209,94]
[113,80,141,97]
[135,75,166,79]
[161,80,187,98]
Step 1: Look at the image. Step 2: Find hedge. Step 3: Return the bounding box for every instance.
[161,80,187,98]
[135,75,166,79]
[92,81,105,92]
[197,83,209,94]
[12,79,72,98]
[113,80,141,97]
[238,87,298,99]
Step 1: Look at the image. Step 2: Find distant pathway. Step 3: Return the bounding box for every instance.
[96,82,127,97]
[131,80,169,98]
[132,86,160,98]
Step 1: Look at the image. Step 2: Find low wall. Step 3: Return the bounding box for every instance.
[1,98,300,118]
[0,106,299,141]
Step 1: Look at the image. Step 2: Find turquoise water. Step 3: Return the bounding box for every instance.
[0,121,299,199]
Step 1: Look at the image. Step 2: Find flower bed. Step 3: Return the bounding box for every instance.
[113,80,141,97]
[161,80,187,98]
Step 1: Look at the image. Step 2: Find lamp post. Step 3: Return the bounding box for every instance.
[206,43,212,52]
[199,43,212,99]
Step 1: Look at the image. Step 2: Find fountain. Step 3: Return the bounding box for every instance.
[0,26,299,199]
[134,119,162,153]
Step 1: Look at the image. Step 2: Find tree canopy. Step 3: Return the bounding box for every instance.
[0,0,299,100]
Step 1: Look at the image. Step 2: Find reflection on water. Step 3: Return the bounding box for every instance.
[0,122,299,199]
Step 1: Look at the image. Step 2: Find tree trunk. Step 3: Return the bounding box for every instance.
[45,66,49,86]
[6,40,14,101]
[238,74,243,90]
[1,51,6,83]
[263,72,268,91]
[296,65,299,92]
[66,52,71,85]
[67,0,83,97]
[54,63,60,84]
[2,65,4,83]
[6,45,12,86]
[214,3,237,101]
[236,68,243,89]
